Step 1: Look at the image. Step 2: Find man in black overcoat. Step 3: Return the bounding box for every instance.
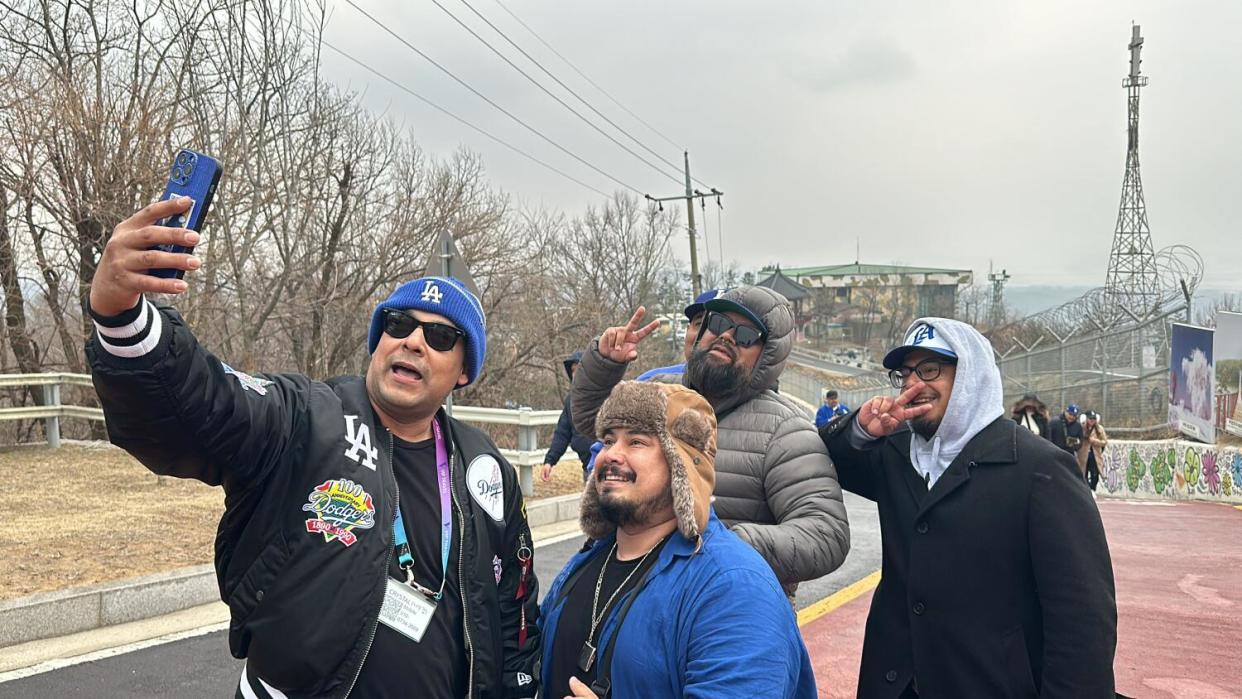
[820,317,1116,698]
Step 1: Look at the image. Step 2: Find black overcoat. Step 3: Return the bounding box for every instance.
[822,413,1116,698]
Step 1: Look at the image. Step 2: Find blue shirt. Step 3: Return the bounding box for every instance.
[635,362,685,381]
[539,514,817,698]
[814,402,849,429]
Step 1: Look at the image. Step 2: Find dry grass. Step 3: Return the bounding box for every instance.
[531,459,590,499]
[0,442,585,601]
[0,442,224,600]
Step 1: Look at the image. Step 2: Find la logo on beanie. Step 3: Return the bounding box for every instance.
[420,280,443,304]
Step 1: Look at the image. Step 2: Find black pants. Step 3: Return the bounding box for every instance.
[1085,451,1099,491]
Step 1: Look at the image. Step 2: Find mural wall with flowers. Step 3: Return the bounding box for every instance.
[1099,440,1242,503]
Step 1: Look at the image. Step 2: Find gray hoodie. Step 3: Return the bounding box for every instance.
[855,317,1004,487]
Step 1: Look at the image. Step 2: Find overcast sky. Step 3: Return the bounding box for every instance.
[318,0,1240,289]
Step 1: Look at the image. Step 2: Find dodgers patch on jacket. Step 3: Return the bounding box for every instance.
[302,478,376,546]
[467,455,505,521]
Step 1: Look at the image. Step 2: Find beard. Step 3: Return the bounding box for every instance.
[910,415,941,440]
[597,469,675,529]
[685,344,750,399]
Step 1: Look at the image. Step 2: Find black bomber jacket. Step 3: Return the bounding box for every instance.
[86,303,540,698]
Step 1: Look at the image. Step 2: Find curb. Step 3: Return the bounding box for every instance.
[0,492,581,649]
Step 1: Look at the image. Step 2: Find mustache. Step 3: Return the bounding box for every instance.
[703,339,737,361]
[595,463,635,482]
[388,354,428,371]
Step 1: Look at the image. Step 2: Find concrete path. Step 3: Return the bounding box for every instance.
[799,499,1242,698]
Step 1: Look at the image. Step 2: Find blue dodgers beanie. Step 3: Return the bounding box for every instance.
[368,276,487,387]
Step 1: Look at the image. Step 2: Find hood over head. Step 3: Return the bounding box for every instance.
[687,285,793,414]
[1011,393,1048,417]
[897,317,1004,486]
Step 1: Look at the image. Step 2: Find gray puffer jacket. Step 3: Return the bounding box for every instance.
[572,286,850,594]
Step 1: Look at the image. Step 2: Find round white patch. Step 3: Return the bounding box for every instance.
[466,455,505,521]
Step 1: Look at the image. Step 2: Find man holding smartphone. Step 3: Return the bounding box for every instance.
[86,197,540,698]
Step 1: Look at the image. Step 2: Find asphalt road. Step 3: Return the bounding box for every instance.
[0,493,879,698]
[788,349,874,377]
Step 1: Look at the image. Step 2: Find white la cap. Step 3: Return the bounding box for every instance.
[883,321,958,370]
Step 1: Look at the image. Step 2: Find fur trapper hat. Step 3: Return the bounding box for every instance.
[1011,392,1049,417]
[580,381,717,548]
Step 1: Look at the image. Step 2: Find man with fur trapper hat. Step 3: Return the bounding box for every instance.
[820,318,1117,697]
[540,381,815,699]
[570,286,849,600]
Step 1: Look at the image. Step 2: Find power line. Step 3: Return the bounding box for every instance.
[488,0,685,155]
[450,0,689,183]
[341,0,643,195]
[316,37,612,198]
[715,196,725,264]
[429,0,683,186]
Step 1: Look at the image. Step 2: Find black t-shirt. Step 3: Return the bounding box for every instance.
[546,539,666,698]
[353,436,468,698]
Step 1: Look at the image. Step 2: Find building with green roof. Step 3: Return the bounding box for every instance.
[758,262,974,346]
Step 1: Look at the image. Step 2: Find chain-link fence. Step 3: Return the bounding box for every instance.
[996,307,1185,435]
[780,364,893,416]
[783,305,1184,436]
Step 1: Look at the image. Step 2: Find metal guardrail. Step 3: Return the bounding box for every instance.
[0,372,102,448]
[0,373,563,496]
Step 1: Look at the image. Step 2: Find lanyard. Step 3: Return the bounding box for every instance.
[393,417,453,600]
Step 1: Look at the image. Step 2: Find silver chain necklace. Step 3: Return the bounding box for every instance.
[578,540,660,672]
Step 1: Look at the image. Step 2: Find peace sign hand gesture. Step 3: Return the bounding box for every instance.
[858,380,934,438]
[598,307,661,364]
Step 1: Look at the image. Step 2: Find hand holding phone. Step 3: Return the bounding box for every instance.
[89,197,203,316]
[147,149,222,279]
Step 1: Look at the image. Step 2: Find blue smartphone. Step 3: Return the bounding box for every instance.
[148,149,223,279]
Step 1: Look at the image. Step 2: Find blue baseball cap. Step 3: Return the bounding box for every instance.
[883,321,958,370]
[1066,404,1081,416]
[684,288,727,320]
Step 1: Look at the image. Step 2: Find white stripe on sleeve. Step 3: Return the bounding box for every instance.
[95,300,163,358]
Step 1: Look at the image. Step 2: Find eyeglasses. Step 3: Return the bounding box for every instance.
[702,311,765,348]
[888,357,956,389]
[382,309,464,352]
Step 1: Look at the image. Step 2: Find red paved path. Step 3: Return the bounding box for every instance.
[801,500,1242,698]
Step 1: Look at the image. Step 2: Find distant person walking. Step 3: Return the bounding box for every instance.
[815,389,849,429]
[540,351,596,483]
[1048,404,1084,454]
[1077,411,1109,491]
[1011,393,1051,439]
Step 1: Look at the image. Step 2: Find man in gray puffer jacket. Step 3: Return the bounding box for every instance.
[571,285,850,598]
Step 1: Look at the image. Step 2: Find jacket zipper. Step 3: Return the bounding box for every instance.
[450,447,477,697]
[343,430,397,698]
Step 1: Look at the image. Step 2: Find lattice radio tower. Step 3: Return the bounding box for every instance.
[1104,24,1161,322]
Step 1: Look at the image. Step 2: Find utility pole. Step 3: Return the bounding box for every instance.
[646,152,721,297]
[988,262,1011,329]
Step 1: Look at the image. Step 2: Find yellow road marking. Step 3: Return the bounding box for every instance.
[1234,505,1242,512]
[797,570,881,627]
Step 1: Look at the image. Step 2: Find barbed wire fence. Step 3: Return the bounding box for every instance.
[995,305,1188,435]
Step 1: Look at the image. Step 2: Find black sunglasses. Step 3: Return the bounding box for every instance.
[701,311,765,348]
[381,309,464,352]
[888,357,956,389]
